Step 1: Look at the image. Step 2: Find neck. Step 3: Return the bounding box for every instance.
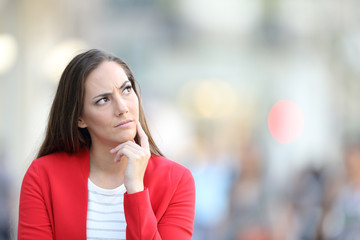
[88,142,127,189]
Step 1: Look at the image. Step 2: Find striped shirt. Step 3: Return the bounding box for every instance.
[87,179,127,240]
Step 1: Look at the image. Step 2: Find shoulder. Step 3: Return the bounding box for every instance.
[21,149,90,200]
[20,151,73,197]
[32,151,74,166]
[25,149,89,182]
[145,155,194,189]
[148,154,192,176]
[144,155,195,214]
[25,152,69,176]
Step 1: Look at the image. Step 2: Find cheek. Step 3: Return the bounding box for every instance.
[83,108,110,127]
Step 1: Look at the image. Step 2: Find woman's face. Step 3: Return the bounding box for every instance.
[78,61,139,148]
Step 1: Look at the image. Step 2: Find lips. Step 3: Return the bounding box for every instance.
[114,120,133,128]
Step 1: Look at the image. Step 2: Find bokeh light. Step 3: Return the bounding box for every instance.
[43,39,88,83]
[0,33,18,74]
[268,100,304,144]
[178,79,238,120]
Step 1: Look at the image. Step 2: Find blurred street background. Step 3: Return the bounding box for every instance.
[1,0,360,239]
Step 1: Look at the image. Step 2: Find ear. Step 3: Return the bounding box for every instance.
[78,118,87,128]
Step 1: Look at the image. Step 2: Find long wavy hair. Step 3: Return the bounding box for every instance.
[37,49,163,158]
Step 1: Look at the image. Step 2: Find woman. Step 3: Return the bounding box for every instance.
[18,49,196,240]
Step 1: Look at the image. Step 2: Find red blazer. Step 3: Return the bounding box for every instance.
[18,148,195,239]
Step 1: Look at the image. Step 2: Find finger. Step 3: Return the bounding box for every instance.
[112,142,140,161]
[114,144,147,162]
[137,121,150,151]
[110,140,141,154]
[114,153,124,162]
[110,140,134,154]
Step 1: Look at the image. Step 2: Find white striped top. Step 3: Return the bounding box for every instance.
[87,179,127,240]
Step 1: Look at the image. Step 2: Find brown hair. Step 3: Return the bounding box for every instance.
[37,49,163,158]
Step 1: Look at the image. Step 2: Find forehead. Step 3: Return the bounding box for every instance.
[85,61,129,93]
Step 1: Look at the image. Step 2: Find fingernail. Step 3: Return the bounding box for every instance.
[110,149,116,153]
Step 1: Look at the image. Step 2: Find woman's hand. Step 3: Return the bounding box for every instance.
[110,121,151,194]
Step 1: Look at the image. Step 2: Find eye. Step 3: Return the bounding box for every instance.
[96,97,110,105]
[123,85,133,94]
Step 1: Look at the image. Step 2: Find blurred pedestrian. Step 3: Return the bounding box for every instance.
[0,150,11,240]
[322,140,360,240]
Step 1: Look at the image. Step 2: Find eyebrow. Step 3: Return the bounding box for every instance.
[92,80,131,99]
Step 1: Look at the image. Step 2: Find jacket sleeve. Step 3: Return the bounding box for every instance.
[124,168,195,239]
[18,162,53,239]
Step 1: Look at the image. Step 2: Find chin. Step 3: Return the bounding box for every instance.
[117,134,137,144]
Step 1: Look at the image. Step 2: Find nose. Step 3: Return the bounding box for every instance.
[113,95,128,116]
